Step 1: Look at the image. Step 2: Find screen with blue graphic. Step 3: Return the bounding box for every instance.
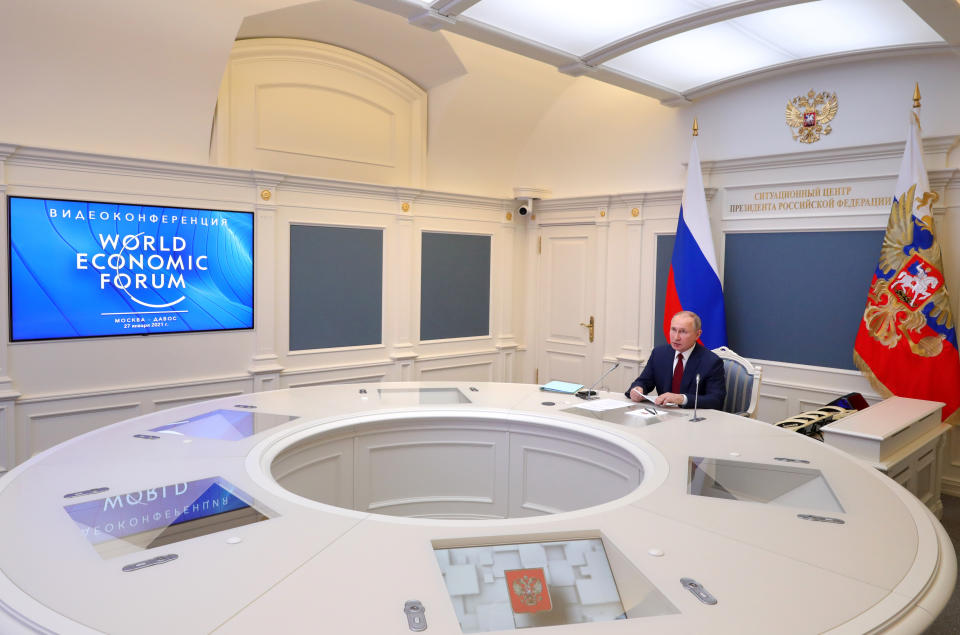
[63,476,273,558]
[150,409,297,440]
[8,197,254,341]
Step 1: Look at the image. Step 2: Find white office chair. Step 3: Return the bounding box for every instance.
[711,346,762,419]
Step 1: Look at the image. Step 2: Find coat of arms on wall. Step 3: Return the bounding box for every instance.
[785,89,838,144]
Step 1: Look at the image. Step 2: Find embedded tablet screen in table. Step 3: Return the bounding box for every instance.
[150,409,298,440]
[377,387,471,405]
[688,456,845,514]
[434,538,676,632]
[64,477,274,558]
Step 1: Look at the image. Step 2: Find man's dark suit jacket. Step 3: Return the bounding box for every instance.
[624,343,726,410]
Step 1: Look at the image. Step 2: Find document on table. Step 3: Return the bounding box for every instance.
[573,398,632,412]
[629,391,678,407]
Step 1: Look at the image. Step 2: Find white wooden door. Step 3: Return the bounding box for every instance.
[536,225,599,386]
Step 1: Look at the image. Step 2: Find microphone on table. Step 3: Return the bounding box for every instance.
[690,373,705,422]
[576,362,621,400]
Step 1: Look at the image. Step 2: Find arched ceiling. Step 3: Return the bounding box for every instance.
[0,0,956,168]
[358,0,960,105]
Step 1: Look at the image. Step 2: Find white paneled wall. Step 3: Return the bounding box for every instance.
[2,136,958,492]
[0,39,958,499]
[0,146,521,468]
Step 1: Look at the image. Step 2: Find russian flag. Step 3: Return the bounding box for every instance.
[663,138,727,349]
[854,102,960,423]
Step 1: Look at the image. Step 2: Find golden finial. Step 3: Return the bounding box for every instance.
[913,83,921,108]
[692,118,699,137]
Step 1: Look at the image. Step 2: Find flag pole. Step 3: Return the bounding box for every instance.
[913,82,921,108]
[692,118,699,137]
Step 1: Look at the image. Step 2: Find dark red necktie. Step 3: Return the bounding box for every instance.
[671,353,684,393]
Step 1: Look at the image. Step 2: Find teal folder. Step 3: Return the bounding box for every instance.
[540,380,584,394]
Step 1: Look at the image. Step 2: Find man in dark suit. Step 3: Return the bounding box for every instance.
[625,311,726,409]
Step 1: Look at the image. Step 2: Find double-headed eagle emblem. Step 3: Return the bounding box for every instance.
[862,185,952,358]
[512,575,544,606]
[785,90,838,144]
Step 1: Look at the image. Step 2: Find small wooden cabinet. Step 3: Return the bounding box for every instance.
[822,396,949,517]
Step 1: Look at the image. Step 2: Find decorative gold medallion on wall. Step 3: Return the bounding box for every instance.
[785,90,838,144]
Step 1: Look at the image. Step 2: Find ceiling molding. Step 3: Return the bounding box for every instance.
[681,42,955,102]
[581,0,817,66]
[408,10,456,30]
[559,64,683,102]
[534,195,613,213]
[904,0,960,48]
[430,0,482,17]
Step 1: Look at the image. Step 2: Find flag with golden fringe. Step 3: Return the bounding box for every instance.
[853,106,960,423]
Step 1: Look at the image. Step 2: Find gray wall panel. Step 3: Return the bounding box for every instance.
[290,225,382,350]
[421,232,490,341]
[654,234,676,349]
[723,231,883,370]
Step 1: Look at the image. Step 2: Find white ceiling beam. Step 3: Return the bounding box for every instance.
[580,0,819,66]
[903,0,960,48]
[405,0,482,30]
[355,0,427,20]
[429,0,483,17]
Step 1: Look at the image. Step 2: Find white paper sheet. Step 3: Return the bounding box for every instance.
[574,398,632,412]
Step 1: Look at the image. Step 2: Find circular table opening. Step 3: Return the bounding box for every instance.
[269,412,645,519]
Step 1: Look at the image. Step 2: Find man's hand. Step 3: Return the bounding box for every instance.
[654,392,685,406]
[628,387,647,402]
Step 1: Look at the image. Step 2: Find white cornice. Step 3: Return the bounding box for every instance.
[700,135,958,175]
[6,145,257,187]
[6,142,956,220]
[535,187,718,216]
[281,174,506,211]
[930,168,960,192]
[535,195,612,213]
[3,144,507,211]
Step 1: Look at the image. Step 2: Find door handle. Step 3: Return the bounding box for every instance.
[579,316,595,342]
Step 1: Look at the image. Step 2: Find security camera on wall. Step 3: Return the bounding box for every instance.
[512,188,549,219]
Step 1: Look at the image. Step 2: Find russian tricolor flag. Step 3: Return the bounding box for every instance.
[663,138,727,349]
[853,102,960,423]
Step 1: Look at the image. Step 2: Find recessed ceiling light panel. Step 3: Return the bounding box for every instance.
[604,22,790,93]
[461,0,738,56]
[603,0,943,93]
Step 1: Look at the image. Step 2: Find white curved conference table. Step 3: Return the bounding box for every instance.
[0,382,954,634]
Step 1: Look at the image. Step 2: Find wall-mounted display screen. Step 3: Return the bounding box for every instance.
[8,196,254,341]
[64,476,273,558]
